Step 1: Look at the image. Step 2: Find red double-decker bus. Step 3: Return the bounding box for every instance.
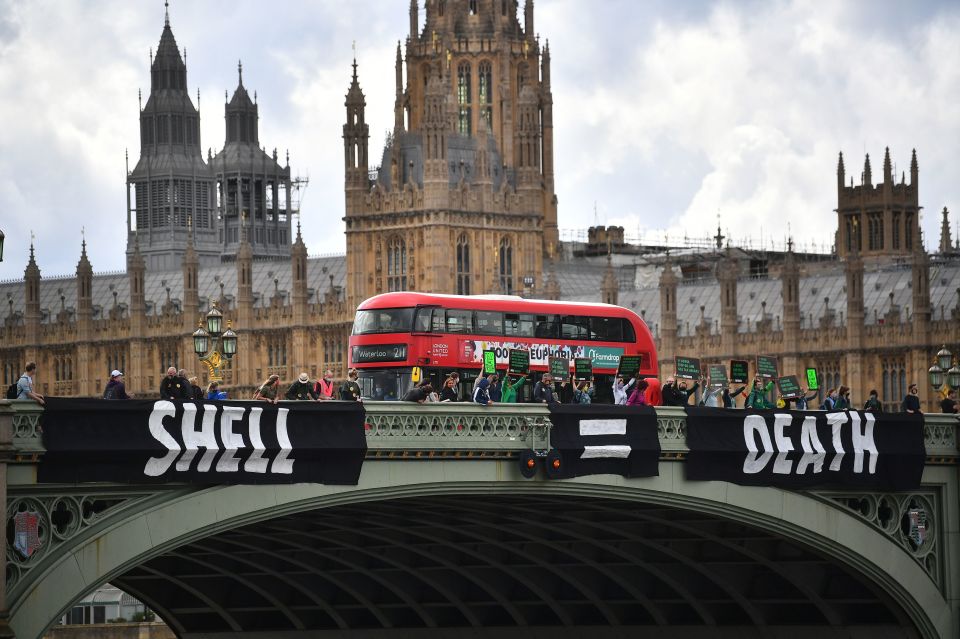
[348,292,658,402]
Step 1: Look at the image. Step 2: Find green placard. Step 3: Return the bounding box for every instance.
[675,356,701,380]
[616,355,642,379]
[730,360,749,384]
[805,367,819,391]
[708,364,728,385]
[756,355,778,379]
[777,375,803,399]
[548,357,570,382]
[574,357,593,381]
[508,349,530,374]
[482,350,497,375]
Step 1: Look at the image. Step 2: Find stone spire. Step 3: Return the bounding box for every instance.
[291,219,309,309]
[76,236,93,319]
[910,148,918,186]
[938,207,953,255]
[343,57,369,193]
[837,151,845,192]
[862,153,872,186]
[883,146,892,183]
[394,41,405,132]
[24,242,41,341]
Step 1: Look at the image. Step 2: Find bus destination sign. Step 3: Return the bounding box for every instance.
[675,356,701,380]
[508,349,531,374]
[351,344,408,364]
[730,360,749,384]
[548,357,570,382]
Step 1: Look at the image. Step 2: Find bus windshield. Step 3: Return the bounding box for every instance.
[352,308,415,335]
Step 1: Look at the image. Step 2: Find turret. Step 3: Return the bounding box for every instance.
[658,255,678,373]
[837,151,845,193]
[410,0,419,39]
[524,0,534,37]
[939,207,954,255]
[127,235,146,317]
[236,218,254,308]
[845,234,864,347]
[600,254,617,306]
[911,228,930,334]
[23,243,41,343]
[394,42,404,132]
[76,238,94,323]
[291,220,309,317]
[862,153,872,186]
[224,60,259,144]
[882,146,892,184]
[782,239,800,347]
[910,148,918,186]
[343,58,369,193]
[718,250,738,355]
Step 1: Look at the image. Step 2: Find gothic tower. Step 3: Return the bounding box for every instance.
[211,62,295,260]
[836,147,921,260]
[343,0,556,302]
[126,5,218,270]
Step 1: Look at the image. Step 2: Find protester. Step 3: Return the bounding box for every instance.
[663,377,698,406]
[500,374,526,403]
[557,378,575,404]
[177,369,193,399]
[160,367,187,400]
[425,383,440,402]
[644,377,663,406]
[286,373,318,401]
[835,385,851,410]
[902,383,921,414]
[820,388,838,411]
[722,384,747,408]
[793,387,819,410]
[440,377,459,402]
[314,369,336,401]
[533,374,558,404]
[103,370,131,400]
[488,374,502,402]
[253,374,281,404]
[613,376,635,405]
[402,382,433,403]
[863,389,883,413]
[941,389,958,414]
[701,382,723,408]
[16,362,45,405]
[340,369,362,402]
[573,381,592,404]
[745,377,775,409]
[206,381,227,400]
[188,376,203,401]
[626,378,648,406]
[473,378,492,405]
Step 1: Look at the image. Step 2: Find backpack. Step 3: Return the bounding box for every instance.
[5,382,18,400]
[103,384,116,400]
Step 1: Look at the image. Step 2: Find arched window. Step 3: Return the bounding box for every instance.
[439,0,445,17]
[517,62,528,90]
[388,237,408,292]
[478,61,493,128]
[457,62,472,136]
[469,0,478,15]
[456,234,471,295]
[498,236,513,294]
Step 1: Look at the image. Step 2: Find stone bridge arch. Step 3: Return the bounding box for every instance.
[9,460,952,638]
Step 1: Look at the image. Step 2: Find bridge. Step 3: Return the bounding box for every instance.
[0,400,957,638]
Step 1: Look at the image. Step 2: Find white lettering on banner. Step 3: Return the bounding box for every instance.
[143,401,296,477]
[742,412,878,475]
[581,445,631,459]
[579,419,627,436]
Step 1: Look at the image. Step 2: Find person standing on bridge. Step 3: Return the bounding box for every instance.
[500,374,526,403]
[340,369,362,402]
[941,389,958,414]
[626,378,648,405]
[613,375,635,405]
[744,377,775,410]
[902,383,922,414]
[440,376,459,402]
[103,370,131,400]
[286,373,319,401]
[314,369,336,401]
[863,389,883,413]
[533,374,558,404]
[253,374,281,404]
[177,369,193,399]
[722,384,747,408]
[160,367,187,401]
[16,362,44,405]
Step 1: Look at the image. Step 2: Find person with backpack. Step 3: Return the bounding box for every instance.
[745,377,775,410]
[253,374,281,404]
[103,370,131,400]
[340,369,362,402]
[12,362,44,405]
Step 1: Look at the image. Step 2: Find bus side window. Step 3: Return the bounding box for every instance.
[414,308,433,333]
[561,315,589,340]
[622,319,637,343]
[505,313,535,337]
[590,316,622,341]
[431,309,445,333]
[535,315,559,338]
[446,309,473,333]
[475,311,503,335]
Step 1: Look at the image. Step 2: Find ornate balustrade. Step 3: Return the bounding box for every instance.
[2,400,955,463]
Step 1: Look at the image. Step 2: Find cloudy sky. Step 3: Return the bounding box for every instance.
[0,0,957,278]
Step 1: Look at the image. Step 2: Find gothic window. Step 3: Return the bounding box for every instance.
[502,0,508,15]
[881,357,906,412]
[498,236,513,294]
[517,62,528,90]
[846,215,861,253]
[891,212,901,249]
[868,213,884,251]
[439,0,445,17]
[478,61,493,128]
[905,213,914,249]
[469,0,478,14]
[456,234,471,295]
[817,360,840,396]
[387,237,408,292]
[457,62,472,136]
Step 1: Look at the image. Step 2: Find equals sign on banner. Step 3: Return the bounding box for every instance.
[547,405,661,479]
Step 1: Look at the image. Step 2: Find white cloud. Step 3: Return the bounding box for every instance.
[0,0,957,279]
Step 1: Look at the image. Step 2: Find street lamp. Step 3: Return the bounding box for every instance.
[928,345,960,395]
[193,303,237,382]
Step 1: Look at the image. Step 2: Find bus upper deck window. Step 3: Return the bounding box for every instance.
[622,319,636,343]
[475,311,503,335]
[590,316,623,341]
[446,309,473,333]
[535,315,558,338]
[414,307,434,333]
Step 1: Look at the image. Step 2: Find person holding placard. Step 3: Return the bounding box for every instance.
[745,376,775,409]
[626,378,649,406]
[613,375,635,405]
[501,374,526,403]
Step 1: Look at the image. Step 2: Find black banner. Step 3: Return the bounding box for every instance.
[685,407,925,489]
[39,398,367,485]
[547,404,660,479]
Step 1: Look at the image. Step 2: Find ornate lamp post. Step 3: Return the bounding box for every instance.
[928,345,960,396]
[193,304,238,382]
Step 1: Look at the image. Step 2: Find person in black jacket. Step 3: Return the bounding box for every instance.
[160,367,187,400]
[721,385,747,408]
[286,373,319,401]
[902,383,922,414]
[532,374,559,404]
[663,377,699,406]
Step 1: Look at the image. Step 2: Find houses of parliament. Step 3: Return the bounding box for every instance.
[1,0,957,412]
